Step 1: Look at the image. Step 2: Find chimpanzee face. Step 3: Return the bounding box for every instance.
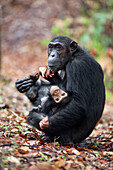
[47,40,68,72]
[47,37,78,73]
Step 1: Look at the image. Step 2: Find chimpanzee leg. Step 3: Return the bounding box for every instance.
[27,107,45,130]
[27,107,54,142]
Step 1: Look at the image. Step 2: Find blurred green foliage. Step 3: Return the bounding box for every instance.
[41,17,72,46]
[51,17,72,37]
[79,0,113,100]
[106,90,113,100]
[80,10,112,55]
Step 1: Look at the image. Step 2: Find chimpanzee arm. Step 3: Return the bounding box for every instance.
[42,97,86,135]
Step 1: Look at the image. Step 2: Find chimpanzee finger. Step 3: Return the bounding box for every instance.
[41,118,49,125]
[39,121,44,129]
[40,123,48,129]
[42,123,49,127]
[45,69,54,78]
[18,85,32,93]
[42,123,49,129]
[16,79,33,89]
[16,84,33,93]
[45,69,51,78]
[41,120,48,125]
[29,72,39,82]
[18,82,33,90]
[49,73,54,77]
[20,86,32,93]
[16,77,32,84]
[39,67,47,77]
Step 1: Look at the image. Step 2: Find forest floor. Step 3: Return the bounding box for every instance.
[0,77,113,170]
[0,0,113,169]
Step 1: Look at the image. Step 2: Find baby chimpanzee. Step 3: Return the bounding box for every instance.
[27,70,70,130]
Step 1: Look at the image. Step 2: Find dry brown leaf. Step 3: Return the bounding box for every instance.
[66,149,73,154]
[11,128,18,133]
[54,158,65,168]
[28,162,57,170]
[72,149,80,155]
[18,146,31,154]
[77,156,84,162]
[85,165,97,170]
[7,156,20,165]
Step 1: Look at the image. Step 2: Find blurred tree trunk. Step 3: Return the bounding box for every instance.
[0,4,2,75]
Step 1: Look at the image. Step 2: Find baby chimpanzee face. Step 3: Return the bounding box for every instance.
[50,86,67,103]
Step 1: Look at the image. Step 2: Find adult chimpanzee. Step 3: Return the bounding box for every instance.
[16,35,105,144]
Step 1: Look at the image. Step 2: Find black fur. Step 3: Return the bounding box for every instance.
[16,36,105,144]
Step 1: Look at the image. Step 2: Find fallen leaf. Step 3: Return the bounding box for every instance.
[72,149,80,155]
[0,103,10,109]
[66,149,73,154]
[54,158,65,168]
[7,156,20,165]
[77,156,84,161]
[77,147,86,151]
[11,128,18,133]
[18,146,31,154]
[28,162,57,170]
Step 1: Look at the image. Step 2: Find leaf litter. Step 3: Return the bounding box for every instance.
[0,79,113,170]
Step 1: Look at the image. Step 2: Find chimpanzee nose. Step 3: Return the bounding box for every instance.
[50,51,55,58]
[51,54,55,57]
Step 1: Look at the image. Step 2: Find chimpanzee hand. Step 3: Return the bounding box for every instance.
[39,117,49,129]
[39,67,54,78]
[15,78,34,93]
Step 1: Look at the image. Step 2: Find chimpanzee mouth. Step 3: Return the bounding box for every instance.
[48,65,58,72]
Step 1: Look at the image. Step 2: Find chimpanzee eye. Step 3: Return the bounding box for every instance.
[48,45,53,51]
[56,45,62,50]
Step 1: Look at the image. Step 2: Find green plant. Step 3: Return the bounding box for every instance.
[80,10,112,55]
[52,17,72,37]
[79,3,113,97]
[106,90,113,100]
[41,17,72,46]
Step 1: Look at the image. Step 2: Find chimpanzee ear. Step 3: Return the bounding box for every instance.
[70,41,78,55]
